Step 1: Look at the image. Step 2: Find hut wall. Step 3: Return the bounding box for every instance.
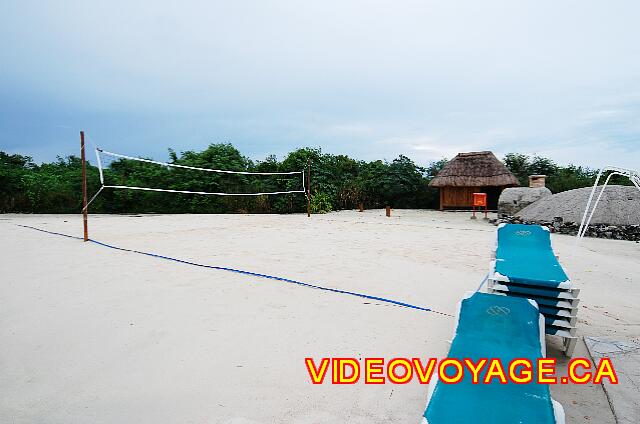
[440,186,505,209]
[441,187,479,209]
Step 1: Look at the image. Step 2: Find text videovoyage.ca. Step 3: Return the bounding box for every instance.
[305,357,618,385]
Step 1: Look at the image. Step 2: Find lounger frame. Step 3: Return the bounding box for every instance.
[421,291,565,424]
[487,224,579,356]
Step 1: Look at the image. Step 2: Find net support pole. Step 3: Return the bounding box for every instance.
[306,158,311,217]
[80,131,88,242]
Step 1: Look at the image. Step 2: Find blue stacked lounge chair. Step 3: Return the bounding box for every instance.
[422,292,565,423]
[488,223,579,356]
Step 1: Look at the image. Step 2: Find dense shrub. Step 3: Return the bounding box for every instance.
[1,145,617,214]
[310,192,333,214]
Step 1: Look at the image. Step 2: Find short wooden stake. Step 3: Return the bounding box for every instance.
[358,203,364,212]
[386,206,391,217]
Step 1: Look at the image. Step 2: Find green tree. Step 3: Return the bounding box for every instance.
[0,146,609,214]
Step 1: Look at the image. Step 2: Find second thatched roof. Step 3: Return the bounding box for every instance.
[429,151,520,187]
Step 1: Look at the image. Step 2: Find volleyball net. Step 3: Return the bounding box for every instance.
[86,147,307,209]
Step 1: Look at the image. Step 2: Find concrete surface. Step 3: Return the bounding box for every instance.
[585,337,640,424]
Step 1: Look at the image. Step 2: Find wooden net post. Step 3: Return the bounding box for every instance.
[80,131,88,241]
[306,158,311,217]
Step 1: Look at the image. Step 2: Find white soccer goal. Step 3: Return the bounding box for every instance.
[84,147,308,211]
[575,165,640,244]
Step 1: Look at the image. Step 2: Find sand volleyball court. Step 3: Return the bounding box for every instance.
[1,210,638,423]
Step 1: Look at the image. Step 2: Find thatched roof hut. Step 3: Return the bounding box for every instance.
[429,151,519,210]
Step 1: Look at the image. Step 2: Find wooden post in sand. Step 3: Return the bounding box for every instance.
[358,203,364,212]
[386,206,391,217]
[80,131,88,241]
[306,158,311,217]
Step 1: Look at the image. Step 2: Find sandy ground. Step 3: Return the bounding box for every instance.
[1,210,638,423]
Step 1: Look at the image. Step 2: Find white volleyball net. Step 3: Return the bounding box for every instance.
[86,148,306,209]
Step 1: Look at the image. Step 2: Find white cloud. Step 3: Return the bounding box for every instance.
[1,1,640,168]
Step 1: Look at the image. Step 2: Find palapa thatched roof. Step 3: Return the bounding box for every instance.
[429,151,519,187]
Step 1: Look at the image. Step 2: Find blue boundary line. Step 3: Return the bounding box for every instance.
[476,273,489,292]
[16,224,452,317]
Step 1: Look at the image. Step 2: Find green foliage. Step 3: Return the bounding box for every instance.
[0,152,103,213]
[502,153,605,193]
[0,144,612,214]
[503,153,533,186]
[0,152,34,211]
[310,192,333,213]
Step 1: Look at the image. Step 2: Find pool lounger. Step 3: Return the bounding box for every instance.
[422,292,565,424]
[487,223,579,356]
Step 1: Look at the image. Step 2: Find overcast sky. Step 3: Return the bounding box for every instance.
[1,1,639,169]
